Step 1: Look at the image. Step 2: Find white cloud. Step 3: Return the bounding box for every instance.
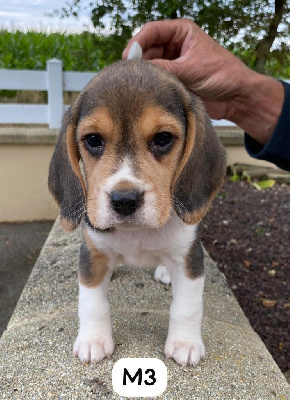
[0,0,93,32]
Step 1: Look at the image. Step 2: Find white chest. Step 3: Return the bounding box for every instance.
[87,214,197,269]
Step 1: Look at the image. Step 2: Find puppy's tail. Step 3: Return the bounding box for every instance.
[127,42,143,60]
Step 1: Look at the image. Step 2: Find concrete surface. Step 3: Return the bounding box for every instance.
[0,221,53,336]
[0,144,59,222]
[0,219,289,399]
[228,163,290,184]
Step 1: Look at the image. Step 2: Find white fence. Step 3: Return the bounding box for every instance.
[0,59,96,129]
[0,60,288,129]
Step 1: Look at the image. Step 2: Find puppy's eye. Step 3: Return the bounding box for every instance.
[153,132,173,147]
[84,133,105,156]
[150,132,174,158]
[86,134,103,148]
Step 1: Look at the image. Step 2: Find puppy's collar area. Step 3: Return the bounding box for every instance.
[84,212,113,233]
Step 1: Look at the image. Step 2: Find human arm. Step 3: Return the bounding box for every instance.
[244,80,290,171]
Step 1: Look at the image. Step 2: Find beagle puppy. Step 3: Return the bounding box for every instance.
[48,59,226,367]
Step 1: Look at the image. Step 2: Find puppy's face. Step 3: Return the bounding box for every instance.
[78,104,185,230]
[49,60,226,231]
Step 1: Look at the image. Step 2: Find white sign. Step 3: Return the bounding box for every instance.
[112,358,167,397]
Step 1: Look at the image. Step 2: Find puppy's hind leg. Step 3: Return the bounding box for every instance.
[154,265,171,285]
[73,230,114,364]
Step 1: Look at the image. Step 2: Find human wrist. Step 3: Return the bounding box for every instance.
[227,71,284,146]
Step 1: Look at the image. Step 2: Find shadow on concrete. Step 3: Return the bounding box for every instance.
[0,221,53,336]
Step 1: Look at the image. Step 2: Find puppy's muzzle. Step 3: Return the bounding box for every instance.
[110,190,143,216]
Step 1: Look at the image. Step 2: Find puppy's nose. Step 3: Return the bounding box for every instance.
[110,190,142,216]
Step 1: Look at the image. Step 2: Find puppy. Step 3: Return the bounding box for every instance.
[48,59,226,366]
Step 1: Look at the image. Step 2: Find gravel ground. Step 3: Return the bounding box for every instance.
[202,180,290,374]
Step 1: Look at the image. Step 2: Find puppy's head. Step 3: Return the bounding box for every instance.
[48,60,226,231]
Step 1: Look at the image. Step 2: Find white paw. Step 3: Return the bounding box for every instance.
[154,265,171,285]
[164,337,205,366]
[73,332,114,364]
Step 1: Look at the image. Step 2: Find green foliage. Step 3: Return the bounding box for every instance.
[229,169,240,182]
[1,0,290,79]
[251,179,276,190]
[229,169,276,190]
[0,29,122,72]
[52,0,290,77]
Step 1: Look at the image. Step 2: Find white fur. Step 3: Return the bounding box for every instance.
[154,265,171,285]
[165,272,205,366]
[78,214,205,366]
[101,159,150,194]
[88,212,197,269]
[96,158,160,230]
[73,271,114,364]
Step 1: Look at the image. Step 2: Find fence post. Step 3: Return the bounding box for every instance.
[47,59,63,129]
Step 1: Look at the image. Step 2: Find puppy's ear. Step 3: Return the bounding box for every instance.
[48,107,86,231]
[173,95,227,225]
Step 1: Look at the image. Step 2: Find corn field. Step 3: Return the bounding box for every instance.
[0,29,125,102]
[0,29,123,71]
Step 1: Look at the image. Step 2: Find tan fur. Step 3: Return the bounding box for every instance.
[79,228,109,287]
[77,108,116,139]
[172,113,196,187]
[60,124,86,231]
[182,187,222,225]
[86,151,117,224]
[135,106,184,142]
[77,105,185,228]
[113,180,140,192]
[182,205,210,225]
[77,108,120,224]
[135,106,185,225]
[60,218,77,232]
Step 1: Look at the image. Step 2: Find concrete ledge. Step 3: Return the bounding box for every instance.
[0,127,58,145]
[0,126,243,146]
[0,219,289,399]
[228,163,290,184]
[216,126,244,146]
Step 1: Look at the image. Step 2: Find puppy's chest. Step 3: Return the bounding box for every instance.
[87,216,197,268]
[92,229,168,268]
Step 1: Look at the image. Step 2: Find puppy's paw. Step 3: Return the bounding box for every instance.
[164,337,205,366]
[154,265,171,285]
[73,333,114,364]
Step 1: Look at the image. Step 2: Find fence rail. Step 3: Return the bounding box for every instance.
[0,59,96,129]
[0,59,288,129]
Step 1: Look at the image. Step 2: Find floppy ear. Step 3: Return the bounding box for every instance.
[173,94,227,225]
[48,107,86,231]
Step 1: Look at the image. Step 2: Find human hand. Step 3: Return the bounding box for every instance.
[123,19,284,145]
[123,19,254,120]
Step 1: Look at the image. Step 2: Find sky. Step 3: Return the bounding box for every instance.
[0,0,94,32]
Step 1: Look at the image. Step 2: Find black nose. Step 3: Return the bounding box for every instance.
[110,190,142,216]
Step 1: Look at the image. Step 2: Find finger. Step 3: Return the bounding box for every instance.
[142,46,165,60]
[123,19,186,59]
[150,59,180,79]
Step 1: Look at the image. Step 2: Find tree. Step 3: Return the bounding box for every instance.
[54,0,290,77]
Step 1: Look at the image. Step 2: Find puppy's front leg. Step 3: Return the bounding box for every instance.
[165,241,205,366]
[73,231,114,364]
